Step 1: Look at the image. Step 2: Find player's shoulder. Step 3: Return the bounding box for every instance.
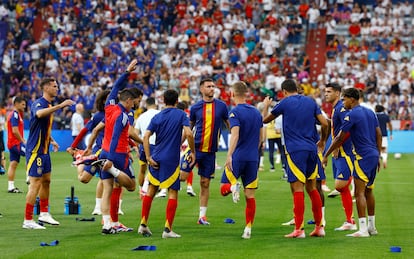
[93,111,105,121]
[8,110,18,118]
[33,97,46,107]
[214,98,227,106]
[190,100,203,111]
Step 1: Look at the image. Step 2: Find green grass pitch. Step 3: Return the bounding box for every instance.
[0,151,413,258]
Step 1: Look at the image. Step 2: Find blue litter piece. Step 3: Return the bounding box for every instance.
[307,219,315,225]
[224,218,235,224]
[40,240,59,246]
[390,246,401,253]
[132,245,156,251]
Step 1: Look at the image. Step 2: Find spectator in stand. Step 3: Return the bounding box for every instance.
[325,13,337,45]
[348,20,361,37]
[298,0,310,24]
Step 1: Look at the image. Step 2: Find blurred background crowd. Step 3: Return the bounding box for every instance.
[0,0,413,130]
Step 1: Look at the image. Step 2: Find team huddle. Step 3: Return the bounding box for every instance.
[16,59,381,239]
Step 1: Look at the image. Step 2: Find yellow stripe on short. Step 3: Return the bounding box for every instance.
[160,166,180,189]
[245,178,258,189]
[26,153,37,173]
[224,166,238,185]
[286,154,306,183]
[147,171,160,187]
[354,158,369,183]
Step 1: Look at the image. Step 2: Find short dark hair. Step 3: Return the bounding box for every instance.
[13,96,26,105]
[281,79,298,93]
[40,78,57,89]
[176,101,188,111]
[375,104,385,112]
[146,97,156,106]
[326,82,342,92]
[342,88,360,100]
[164,89,179,106]
[119,88,141,101]
[128,87,143,98]
[200,77,214,87]
[95,90,110,112]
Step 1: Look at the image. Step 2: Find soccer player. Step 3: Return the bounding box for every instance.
[67,90,110,215]
[180,78,229,225]
[68,90,109,183]
[220,81,263,239]
[98,60,143,234]
[323,88,381,237]
[134,97,160,198]
[177,101,196,197]
[85,87,143,228]
[375,104,392,169]
[23,78,75,229]
[263,79,329,238]
[71,103,85,149]
[266,118,280,172]
[0,107,6,175]
[324,83,357,231]
[139,89,195,238]
[275,115,288,179]
[6,96,26,193]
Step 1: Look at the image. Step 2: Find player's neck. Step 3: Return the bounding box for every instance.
[332,98,339,107]
[42,93,54,103]
[285,92,298,97]
[203,97,214,102]
[233,97,246,105]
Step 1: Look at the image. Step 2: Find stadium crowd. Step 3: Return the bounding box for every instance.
[0,0,414,129]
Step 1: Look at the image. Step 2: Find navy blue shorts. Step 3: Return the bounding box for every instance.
[9,144,25,162]
[27,153,51,177]
[99,150,135,180]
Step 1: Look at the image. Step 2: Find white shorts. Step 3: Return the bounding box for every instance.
[381,137,388,148]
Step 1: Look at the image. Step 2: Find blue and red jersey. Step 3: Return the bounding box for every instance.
[101,72,131,159]
[26,97,53,155]
[190,99,228,153]
[7,109,24,149]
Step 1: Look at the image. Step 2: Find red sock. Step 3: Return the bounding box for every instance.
[221,184,231,196]
[165,198,178,231]
[110,187,121,222]
[338,179,354,223]
[293,192,305,230]
[187,171,193,185]
[25,203,34,220]
[141,195,153,225]
[245,198,256,227]
[309,189,323,226]
[39,198,49,213]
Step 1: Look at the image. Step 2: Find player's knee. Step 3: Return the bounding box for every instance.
[200,176,211,186]
[127,186,136,192]
[79,177,90,184]
[179,171,188,182]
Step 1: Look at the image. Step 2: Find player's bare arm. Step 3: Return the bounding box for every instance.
[36,99,75,118]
